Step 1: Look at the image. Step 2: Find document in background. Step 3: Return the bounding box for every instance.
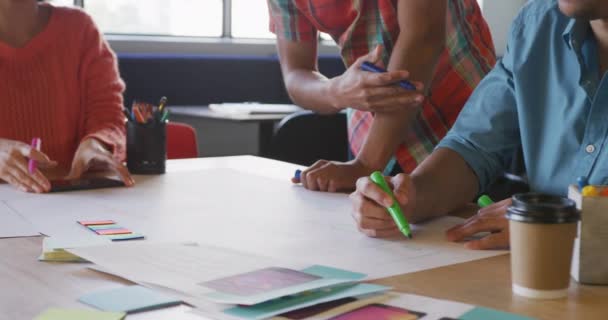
[0,201,39,238]
[209,103,302,115]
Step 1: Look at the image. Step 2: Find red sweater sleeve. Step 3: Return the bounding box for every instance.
[78,13,126,161]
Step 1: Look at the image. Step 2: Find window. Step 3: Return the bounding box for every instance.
[50,0,74,7]
[231,0,273,39]
[52,0,270,39]
[52,0,486,40]
[83,0,223,37]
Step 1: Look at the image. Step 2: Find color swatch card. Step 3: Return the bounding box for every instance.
[200,265,367,306]
[79,285,182,313]
[261,291,534,320]
[224,283,390,320]
[34,308,125,320]
[78,220,145,241]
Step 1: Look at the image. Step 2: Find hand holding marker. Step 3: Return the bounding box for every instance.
[477,195,494,208]
[294,169,412,238]
[360,61,416,91]
[291,63,413,184]
[28,137,41,174]
[370,171,412,239]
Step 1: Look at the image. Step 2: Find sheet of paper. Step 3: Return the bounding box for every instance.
[128,305,212,320]
[68,242,310,301]
[33,308,125,320]
[79,285,182,313]
[6,168,506,279]
[0,201,39,238]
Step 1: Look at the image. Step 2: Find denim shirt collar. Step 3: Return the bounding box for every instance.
[562,19,591,51]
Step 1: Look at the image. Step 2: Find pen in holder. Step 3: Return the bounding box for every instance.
[126,98,169,174]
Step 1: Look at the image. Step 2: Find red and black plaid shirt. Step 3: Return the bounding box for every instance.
[269,0,496,172]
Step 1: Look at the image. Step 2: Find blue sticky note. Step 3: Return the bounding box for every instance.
[79,285,182,313]
[107,233,145,241]
[301,265,366,280]
[460,307,535,320]
[88,224,122,231]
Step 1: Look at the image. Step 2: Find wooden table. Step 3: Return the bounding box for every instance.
[2,157,606,320]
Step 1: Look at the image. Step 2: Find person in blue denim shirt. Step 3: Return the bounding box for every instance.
[349,0,608,250]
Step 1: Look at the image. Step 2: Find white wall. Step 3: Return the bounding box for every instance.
[480,0,528,56]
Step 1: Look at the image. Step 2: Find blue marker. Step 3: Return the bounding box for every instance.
[360,61,416,91]
[294,169,302,181]
[577,176,589,190]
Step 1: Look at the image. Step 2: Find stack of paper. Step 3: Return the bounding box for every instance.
[259,291,535,320]
[38,236,110,262]
[209,103,302,115]
[67,242,390,320]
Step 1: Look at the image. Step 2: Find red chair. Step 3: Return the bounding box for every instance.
[166,122,199,159]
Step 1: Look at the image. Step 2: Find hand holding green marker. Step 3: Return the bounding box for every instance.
[369,171,412,239]
[477,195,494,208]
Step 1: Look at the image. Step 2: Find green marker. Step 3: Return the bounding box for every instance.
[369,171,412,239]
[477,195,494,208]
[160,109,170,122]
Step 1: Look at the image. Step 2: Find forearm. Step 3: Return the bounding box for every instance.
[356,112,416,171]
[283,70,340,114]
[355,30,445,170]
[410,148,479,222]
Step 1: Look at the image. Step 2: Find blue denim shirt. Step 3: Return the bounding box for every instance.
[437,0,607,196]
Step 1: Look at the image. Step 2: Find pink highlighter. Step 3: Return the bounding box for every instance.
[28,137,41,174]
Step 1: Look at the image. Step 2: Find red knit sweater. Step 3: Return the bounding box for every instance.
[0,4,126,170]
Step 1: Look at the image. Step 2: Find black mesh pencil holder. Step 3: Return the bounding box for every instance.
[127,120,166,174]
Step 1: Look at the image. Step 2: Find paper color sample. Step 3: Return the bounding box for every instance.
[79,285,182,313]
[34,308,125,320]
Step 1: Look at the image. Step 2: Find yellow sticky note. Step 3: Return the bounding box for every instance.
[34,308,125,320]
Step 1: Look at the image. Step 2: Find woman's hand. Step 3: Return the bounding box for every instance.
[67,138,134,186]
[0,138,56,193]
[445,199,512,250]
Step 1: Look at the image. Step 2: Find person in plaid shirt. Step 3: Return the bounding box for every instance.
[268,0,495,193]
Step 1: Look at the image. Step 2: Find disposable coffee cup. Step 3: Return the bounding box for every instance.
[506,193,580,299]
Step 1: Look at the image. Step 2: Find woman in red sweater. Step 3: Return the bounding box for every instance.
[0,0,134,193]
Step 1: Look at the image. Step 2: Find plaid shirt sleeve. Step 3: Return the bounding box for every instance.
[267,0,318,42]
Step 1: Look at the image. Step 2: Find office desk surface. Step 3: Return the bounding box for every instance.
[2,156,607,320]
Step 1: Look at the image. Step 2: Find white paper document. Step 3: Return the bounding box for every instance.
[209,103,301,115]
[68,242,309,305]
[4,168,506,279]
[0,201,39,238]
